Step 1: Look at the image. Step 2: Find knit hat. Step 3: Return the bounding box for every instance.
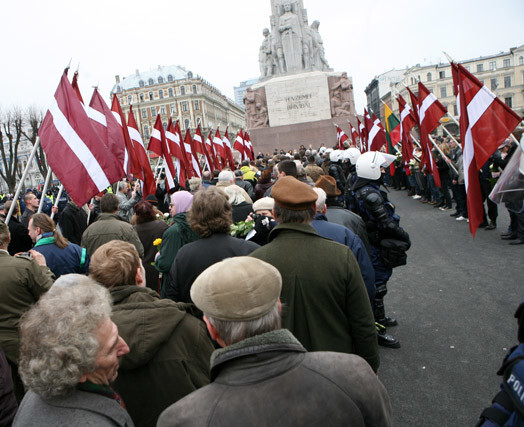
[272,176,318,211]
[314,175,341,196]
[190,257,282,321]
[252,197,274,212]
[170,191,193,214]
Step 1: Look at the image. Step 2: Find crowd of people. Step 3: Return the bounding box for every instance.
[0,137,521,426]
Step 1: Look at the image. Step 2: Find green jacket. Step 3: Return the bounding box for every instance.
[0,251,55,364]
[250,223,379,372]
[110,286,213,427]
[81,213,144,258]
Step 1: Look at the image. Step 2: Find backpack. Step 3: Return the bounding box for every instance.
[477,344,524,426]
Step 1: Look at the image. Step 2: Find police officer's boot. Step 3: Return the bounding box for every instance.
[374,295,400,349]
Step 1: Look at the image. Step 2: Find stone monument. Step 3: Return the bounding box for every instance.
[245,0,356,152]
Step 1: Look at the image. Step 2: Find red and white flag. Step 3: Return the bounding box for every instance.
[233,129,247,161]
[335,125,349,150]
[222,127,236,170]
[357,117,366,152]
[367,112,387,152]
[205,129,221,171]
[244,131,255,160]
[194,125,213,172]
[38,71,124,206]
[213,128,226,165]
[417,81,447,187]
[397,94,416,173]
[127,106,156,197]
[350,123,359,147]
[363,109,375,151]
[88,88,127,177]
[166,118,187,186]
[111,94,142,179]
[184,129,202,178]
[149,115,177,191]
[451,62,522,236]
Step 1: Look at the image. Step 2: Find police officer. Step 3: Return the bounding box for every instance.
[352,151,411,348]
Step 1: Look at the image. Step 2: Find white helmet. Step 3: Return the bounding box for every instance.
[347,147,362,165]
[329,150,342,162]
[355,151,386,180]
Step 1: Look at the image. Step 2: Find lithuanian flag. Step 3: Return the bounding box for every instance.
[384,103,401,175]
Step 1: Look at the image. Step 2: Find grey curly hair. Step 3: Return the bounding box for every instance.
[18,275,112,399]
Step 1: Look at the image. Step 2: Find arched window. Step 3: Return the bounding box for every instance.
[168,88,174,97]
[116,85,122,93]
[159,90,164,99]
[139,80,145,88]
[149,91,154,100]
[180,86,186,95]
[148,78,154,85]
[167,74,173,82]
[184,119,190,129]
[163,122,168,130]
[158,76,164,84]
[196,117,202,126]
[426,72,432,82]
[140,93,144,102]
[187,71,193,79]
[192,84,197,94]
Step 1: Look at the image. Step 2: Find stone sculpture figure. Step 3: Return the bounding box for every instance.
[329,73,354,117]
[259,28,274,77]
[301,19,313,71]
[244,87,269,129]
[310,20,330,71]
[278,2,303,73]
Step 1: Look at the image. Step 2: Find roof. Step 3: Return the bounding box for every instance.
[111,65,194,92]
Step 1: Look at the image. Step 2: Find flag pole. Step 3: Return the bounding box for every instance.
[5,136,42,225]
[50,184,64,220]
[428,134,459,175]
[37,167,53,213]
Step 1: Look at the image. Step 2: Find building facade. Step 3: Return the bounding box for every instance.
[233,78,259,108]
[111,65,245,141]
[365,45,524,134]
[0,138,44,194]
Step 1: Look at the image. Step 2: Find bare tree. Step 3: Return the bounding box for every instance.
[0,108,24,193]
[22,107,47,177]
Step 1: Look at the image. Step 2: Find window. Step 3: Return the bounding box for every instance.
[187,71,193,78]
[144,125,150,139]
[116,85,121,93]
[180,86,186,95]
[128,95,133,103]
[163,122,167,130]
[440,86,447,98]
[194,100,199,111]
[184,119,190,129]
[139,93,144,102]
[170,103,176,114]
[504,97,512,108]
[477,63,484,72]
[182,102,188,112]
[410,77,415,85]
[167,74,173,82]
[158,76,164,84]
[426,72,432,82]
[504,76,511,88]
[148,78,154,85]
[503,59,510,68]
[192,84,197,93]
[489,61,496,71]
[490,78,498,90]
[150,106,157,115]
[139,80,145,88]
[141,108,147,119]
[196,117,202,126]
[149,91,154,100]
[160,105,166,115]
[520,56,524,66]
[439,70,445,79]
[159,90,164,99]
[453,104,458,116]
[168,88,174,97]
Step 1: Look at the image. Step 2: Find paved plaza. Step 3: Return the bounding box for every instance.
[378,188,522,426]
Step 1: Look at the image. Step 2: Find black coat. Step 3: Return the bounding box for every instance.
[0,215,33,256]
[164,234,259,303]
[59,202,88,245]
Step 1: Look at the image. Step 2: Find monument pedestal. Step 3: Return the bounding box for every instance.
[250,114,354,154]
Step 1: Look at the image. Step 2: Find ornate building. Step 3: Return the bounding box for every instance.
[365,45,524,134]
[111,65,245,140]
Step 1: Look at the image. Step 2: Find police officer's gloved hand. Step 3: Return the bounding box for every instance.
[385,222,411,248]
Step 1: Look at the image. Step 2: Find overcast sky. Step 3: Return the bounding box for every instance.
[1,0,523,115]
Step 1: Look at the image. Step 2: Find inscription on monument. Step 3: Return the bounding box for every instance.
[264,73,331,127]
